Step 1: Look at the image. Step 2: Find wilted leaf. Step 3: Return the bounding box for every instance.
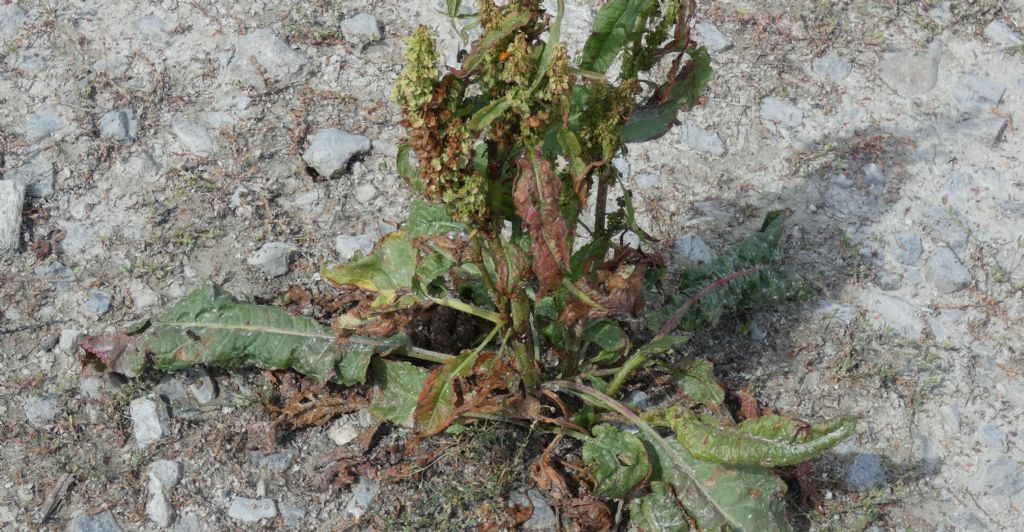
[580,0,654,74]
[513,147,570,296]
[405,200,465,237]
[322,233,417,307]
[668,359,724,405]
[646,407,856,468]
[414,349,479,436]
[630,481,689,532]
[622,47,713,143]
[583,424,652,499]
[370,359,429,426]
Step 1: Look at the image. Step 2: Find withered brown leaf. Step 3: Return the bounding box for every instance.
[513,147,570,296]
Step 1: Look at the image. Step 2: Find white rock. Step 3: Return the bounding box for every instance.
[24,394,59,428]
[328,413,366,445]
[335,233,377,261]
[130,283,161,311]
[25,104,65,143]
[344,477,380,519]
[508,489,557,531]
[680,123,725,156]
[341,14,382,42]
[1,5,27,40]
[4,155,56,198]
[693,22,732,52]
[0,181,25,257]
[185,368,217,404]
[172,513,204,532]
[130,396,171,447]
[133,15,170,45]
[147,460,182,527]
[83,289,113,316]
[354,183,378,203]
[171,120,216,155]
[58,328,83,353]
[985,20,1024,49]
[302,129,371,178]
[228,497,277,523]
[760,97,803,128]
[878,40,943,97]
[225,28,307,90]
[673,234,716,266]
[813,51,853,81]
[247,242,292,278]
[99,110,138,142]
[860,291,924,338]
[924,248,972,293]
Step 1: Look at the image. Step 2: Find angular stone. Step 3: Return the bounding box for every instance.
[228,497,277,523]
[247,242,292,278]
[0,5,26,40]
[673,234,716,266]
[171,120,216,155]
[693,22,732,52]
[680,123,724,156]
[99,110,138,143]
[924,248,972,293]
[878,40,942,97]
[226,29,307,90]
[975,456,1024,496]
[508,489,557,531]
[4,155,56,198]
[69,510,123,532]
[302,129,371,178]
[344,477,380,519]
[0,181,25,257]
[954,75,1006,114]
[813,51,853,81]
[846,453,886,491]
[185,368,217,404]
[875,270,901,291]
[760,97,803,128]
[83,289,113,316]
[279,502,307,528]
[24,394,59,428]
[862,163,886,187]
[980,425,1008,453]
[172,513,204,532]
[25,104,65,142]
[341,14,382,42]
[250,450,295,473]
[328,415,362,446]
[354,183,377,203]
[985,20,1024,49]
[892,232,923,265]
[335,233,377,261]
[146,460,182,527]
[130,396,171,447]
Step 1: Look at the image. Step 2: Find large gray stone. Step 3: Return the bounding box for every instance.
[99,110,138,143]
[24,394,59,428]
[985,20,1023,49]
[225,29,307,90]
[0,181,25,257]
[171,120,216,155]
[4,155,56,198]
[953,74,1006,114]
[344,477,380,519]
[975,456,1024,496]
[69,510,123,532]
[302,129,371,178]
[673,234,716,266]
[846,453,886,491]
[335,233,377,261]
[760,97,803,128]
[892,232,923,265]
[341,14,382,42]
[878,40,942,97]
[228,497,277,523]
[680,124,725,156]
[83,289,113,316]
[247,242,292,278]
[147,460,183,527]
[25,104,65,142]
[924,248,972,292]
[250,450,295,472]
[130,395,171,447]
[0,5,26,40]
[813,51,853,81]
[693,22,732,52]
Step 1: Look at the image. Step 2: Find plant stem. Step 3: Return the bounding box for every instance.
[407,346,454,364]
[594,170,608,237]
[426,294,504,325]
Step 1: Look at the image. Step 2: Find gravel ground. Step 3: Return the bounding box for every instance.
[2,0,1023,530]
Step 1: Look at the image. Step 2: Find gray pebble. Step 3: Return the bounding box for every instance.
[673,234,716,266]
[846,453,886,491]
[680,123,725,156]
[980,424,1008,453]
[355,183,378,203]
[185,368,217,404]
[625,390,652,410]
[335,233,377,261]
[813,51,853,81]
[171,120,216,155]
[508,489,557,531]
[893,232,923,265]
[279,502,307,528]
[875,270,901,291]
[878,40,943,97]
[130,395,171,447]
[250,450,295,473]
[24,393,59,428]
[25,104,65,143]
[924,248,972,293]
[99,110,138,143]
[862,163,886,187]
[341,14,382,42]
[247,242,292,278]
[302,129,371,178]
[226,28,308,90]
[84,289,113,316]
[228,497,277,523]
[69,510,123,532]
[693,22,732,52]
[953,74,1006,113]
[4,155,56,198]
[985,20,1024,49]
[760,97,803,128]
[975,456,1024,496]
[0,181,25,257]
[147,460,183,527]
[344,477,380,519]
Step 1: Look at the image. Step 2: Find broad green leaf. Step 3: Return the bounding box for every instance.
[370,359,429,426]
[583,424,651,499]
[647,212,814,333]
[668,359,724,405]
[414,349,480,436]
[405,201,465,237]
[622,47,714,143]
[529,0,564,92]
[336,341,375,386]
[583,319,628,364]
[468,96,513,132]
[580,0,654,74]
[461,9,532,71]
[415,248,455,286]
[630,481,689,532]
[321,233,417,306]
[646,408,856,467]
